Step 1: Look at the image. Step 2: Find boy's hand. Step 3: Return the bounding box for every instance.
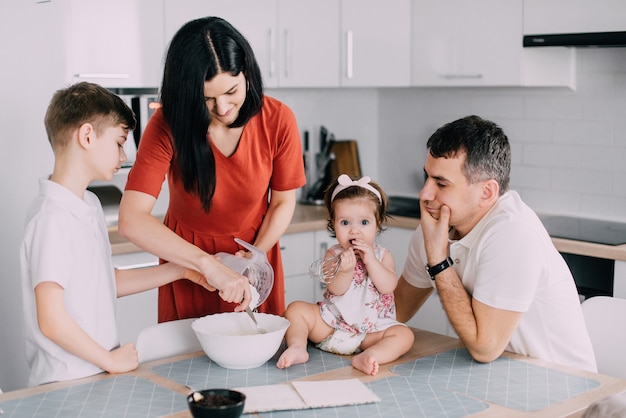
[106,343,138,374]
[183,268,216,292]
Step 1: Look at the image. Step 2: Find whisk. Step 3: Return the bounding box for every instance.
[309,253,342,284]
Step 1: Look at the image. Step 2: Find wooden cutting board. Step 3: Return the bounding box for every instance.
[331,140,362,179]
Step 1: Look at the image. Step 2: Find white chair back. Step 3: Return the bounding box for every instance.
[581,296,626,379]
[136,317,202,363]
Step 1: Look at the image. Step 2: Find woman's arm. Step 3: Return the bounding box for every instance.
[250,189,297,252]
[35,282,138,374]
[118,190,251,309]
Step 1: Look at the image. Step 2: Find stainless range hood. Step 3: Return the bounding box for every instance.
[524,31,626,48]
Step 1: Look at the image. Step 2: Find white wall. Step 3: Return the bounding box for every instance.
[378,48,626,222]
[2,2,626,392]
[0,1,64,390]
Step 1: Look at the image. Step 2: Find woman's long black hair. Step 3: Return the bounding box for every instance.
[160,17,264,212]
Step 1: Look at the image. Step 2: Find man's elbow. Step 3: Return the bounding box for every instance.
[466,345,505,364]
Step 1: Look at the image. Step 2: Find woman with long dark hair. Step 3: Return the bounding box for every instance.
[118,17,306,321]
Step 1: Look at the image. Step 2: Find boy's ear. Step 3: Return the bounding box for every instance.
[77,123,94,149]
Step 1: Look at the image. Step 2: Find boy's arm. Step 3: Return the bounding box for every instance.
[115,262,215,297]
[35,282,138,374]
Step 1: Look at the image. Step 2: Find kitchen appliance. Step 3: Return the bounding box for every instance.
[524,31,626,47]
[117,91,160,167]
[541,216,626,246]
[387,196,421,219]
[541,215,625,299]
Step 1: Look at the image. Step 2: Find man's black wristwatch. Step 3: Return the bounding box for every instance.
[426,257,454,280]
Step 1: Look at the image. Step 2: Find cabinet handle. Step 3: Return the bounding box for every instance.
[439,74,483,79]
[284,29,291,79]
[346,30,353,79]
[74,73,130,79]
[268,28,276,78]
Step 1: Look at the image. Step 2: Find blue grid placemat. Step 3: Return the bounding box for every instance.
[0,376,187,418]
[151,346,352,390]
[389,348,601,412]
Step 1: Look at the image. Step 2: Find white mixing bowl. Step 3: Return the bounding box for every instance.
[191,312,289,369]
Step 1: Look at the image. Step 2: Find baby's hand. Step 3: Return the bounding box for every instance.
[338,247,356,274]
[107,343,138,374]
[351,238,375,264]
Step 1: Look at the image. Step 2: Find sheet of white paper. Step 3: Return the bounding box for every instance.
[236,378,380,413]
[237,384,307,413]
[292,378,381,407]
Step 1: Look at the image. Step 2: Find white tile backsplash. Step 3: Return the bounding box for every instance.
[377,47,626,222]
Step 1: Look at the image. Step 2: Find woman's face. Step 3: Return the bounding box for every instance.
[203,72,247,127]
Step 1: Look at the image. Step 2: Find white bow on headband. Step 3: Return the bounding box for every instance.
[330,174,382,203]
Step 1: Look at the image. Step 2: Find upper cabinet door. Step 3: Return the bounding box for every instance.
[164,0,277,86]
[411,0,522,86]
[164,0,339,88]
[276,0,340,87]
[524,0,626,34]
[340,0,411,87]
[64,0,165,88]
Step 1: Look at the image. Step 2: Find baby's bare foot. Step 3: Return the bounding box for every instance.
[276,346,309,369]
[352,352,379,376]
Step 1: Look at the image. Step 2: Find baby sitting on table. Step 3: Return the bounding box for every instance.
[277,174,414,375]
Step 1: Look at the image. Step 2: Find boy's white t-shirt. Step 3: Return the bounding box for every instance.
[20,178,119,386]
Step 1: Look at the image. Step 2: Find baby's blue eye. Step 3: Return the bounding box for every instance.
[340,220,349,226]
[361,220,369,226]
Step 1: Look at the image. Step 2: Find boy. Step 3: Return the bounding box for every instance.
[20,82,215,386]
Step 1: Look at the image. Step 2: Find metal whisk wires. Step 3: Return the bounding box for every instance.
[309,253,341,284]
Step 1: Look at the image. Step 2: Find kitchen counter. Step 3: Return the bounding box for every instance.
[109,204,626,261]
[2,328,625,417]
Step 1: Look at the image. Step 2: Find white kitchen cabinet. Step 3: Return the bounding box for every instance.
[280,232,319,305]
[378,226,452,336]
[164,0,410,88]
[164,0,339,88]
[52,0,165,88]
[377,226,414,275]
[340,0,411,87]
[411,0,574,88]
[524,0,626,35]
[112,252,159,344]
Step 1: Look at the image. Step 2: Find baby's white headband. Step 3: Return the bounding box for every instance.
[330,174,382,203]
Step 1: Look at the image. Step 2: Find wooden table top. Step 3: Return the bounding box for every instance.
[2,328,625,417]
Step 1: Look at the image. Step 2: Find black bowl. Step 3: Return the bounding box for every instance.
[187,389,246,418]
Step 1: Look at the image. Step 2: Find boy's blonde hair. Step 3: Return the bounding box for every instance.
[44,82,136,152]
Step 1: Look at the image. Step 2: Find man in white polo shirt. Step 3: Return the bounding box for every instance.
[394,115,597,373]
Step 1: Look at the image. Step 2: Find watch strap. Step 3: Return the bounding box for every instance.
[426,257,454,280]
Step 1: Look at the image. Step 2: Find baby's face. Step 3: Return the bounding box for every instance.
[332,197,378,249]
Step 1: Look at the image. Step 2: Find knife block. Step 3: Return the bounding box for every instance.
[330,140,362,180]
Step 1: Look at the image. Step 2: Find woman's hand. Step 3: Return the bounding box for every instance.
[202,258,251,311]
